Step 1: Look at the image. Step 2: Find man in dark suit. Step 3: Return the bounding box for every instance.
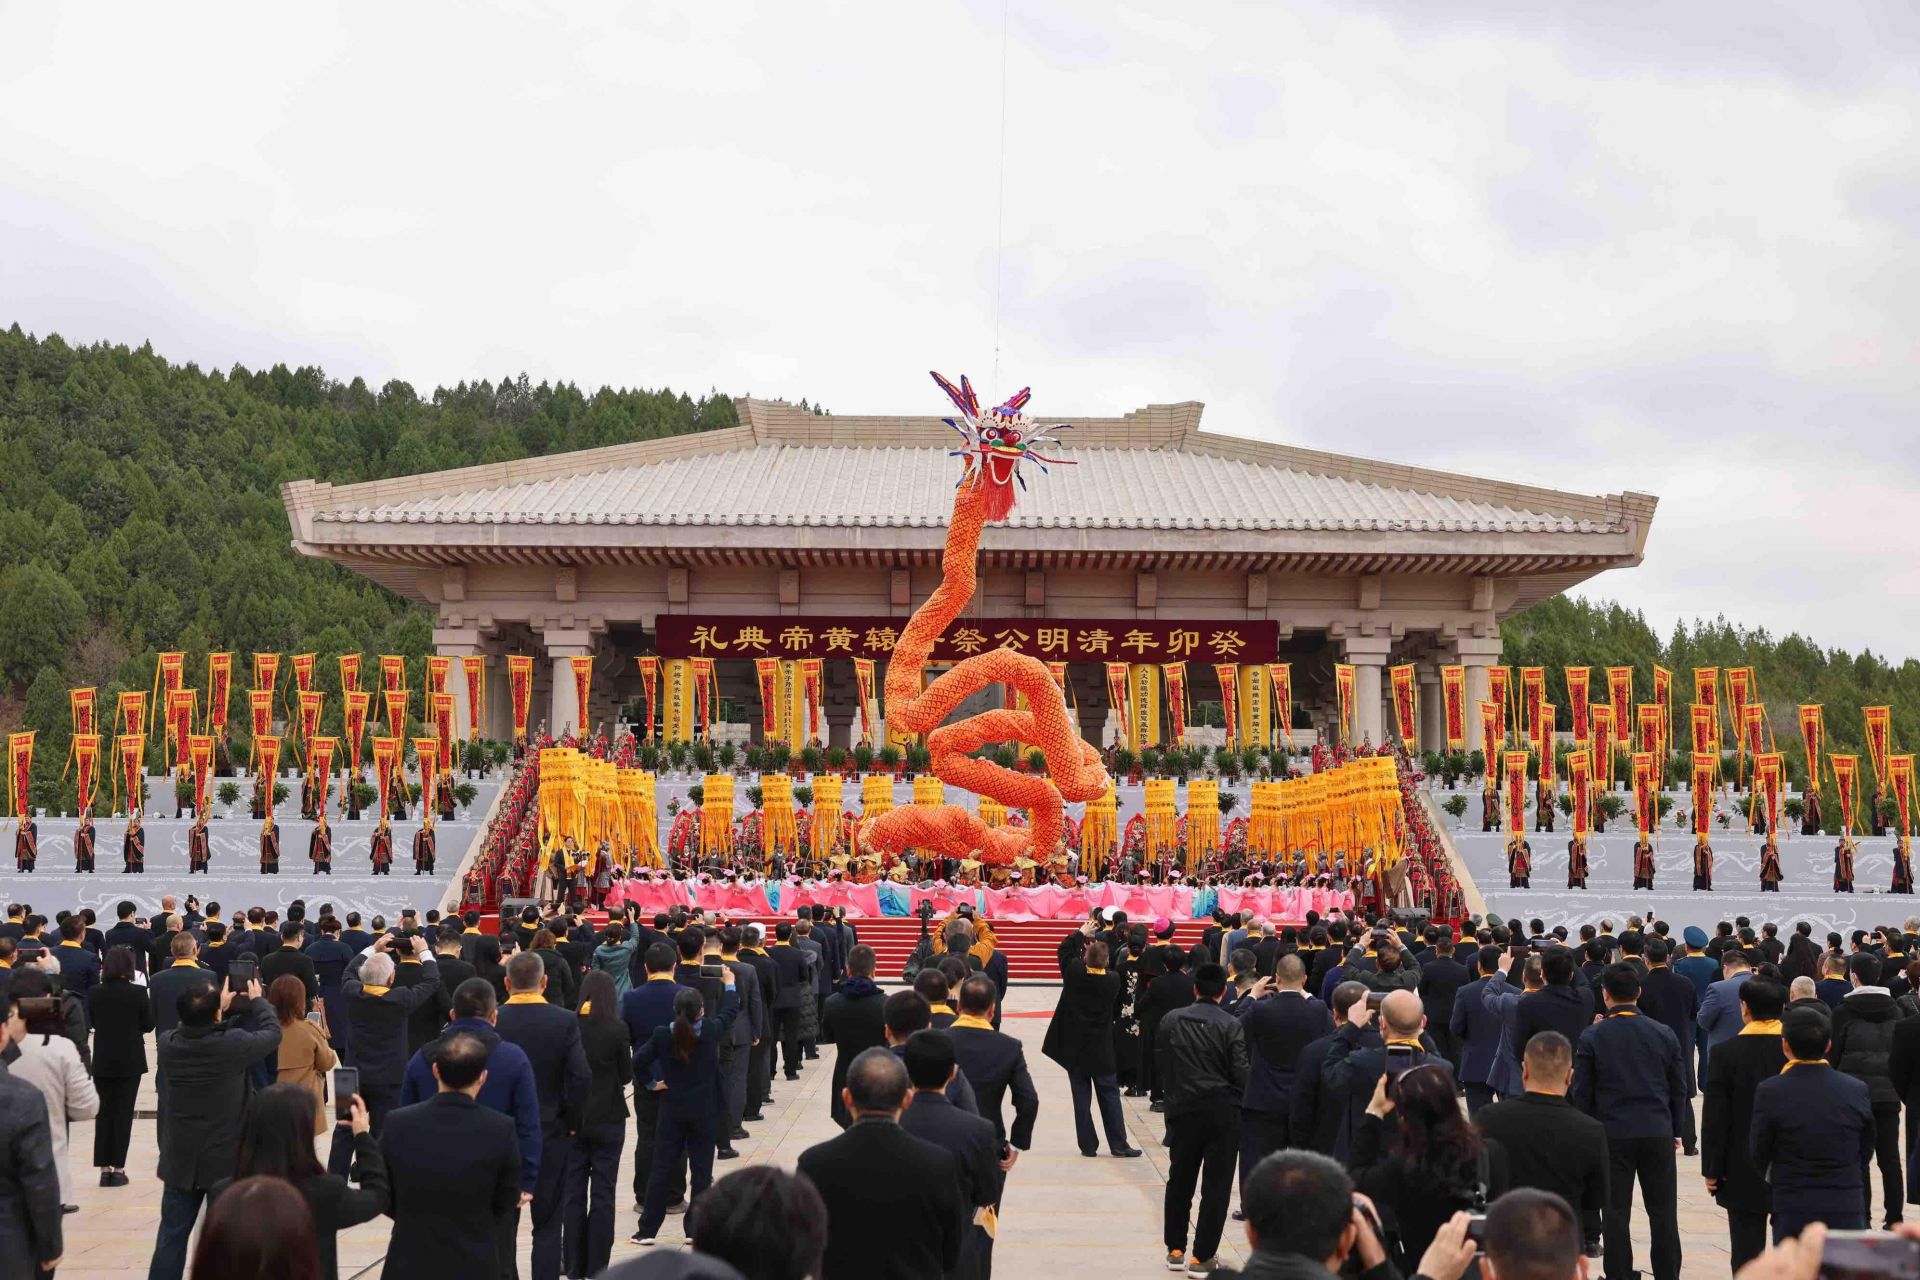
[1450,945,1512,1115]
[714,927,763,1148]
[431,924,478,1006]
[794,918,829,1060]
[797,1047,964,1280]
[1417,933,1470,1069]
[340,912,373,956]
[1751,1003,1876,1242]
[259,920,320,1007]
[1696,950,1754,1075]
[900,1031,1002,1280]
[150,933,218,1039]
[1638,939,1701,1155]
[51,914,102,998]
[768,922,812,1082]
[1573,963,1687,1280]
[1701,977,1789,1268]
[102,901,153,974]
[1475,1031,1609,1254]
[948,974,1039,1160]
[1237,953,1331,1183]
[1043,925,1140,1158]
[0,999,63,1276]
[380,1030,524,1280]
[1323,987,1451,1157]
[496,950,590,1280]
[1290,980,1372,1157]
[1512,946,1594,1072]
[821,943,887,1128]
[736,925,778,1121]
[619,943,687,1216]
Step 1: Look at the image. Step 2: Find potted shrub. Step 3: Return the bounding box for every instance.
[216,780,241,817]
[717,741,738,772]
[1214,746,1240,780]
[1240,746,1262,779]
[1113,746,1137,783]
[1421,750,1445,778]
[853,742,875,774]
[692,741,716,774]
[639,741,662,772]
[1595,793,1625,832]
[767,742,793,776]
[1218,790,1239,815]
[1784,797,1806,823]
[453,781,478,812]
[1467,749,1486,782]
[1027,747,1046,775]
[877,744,901,775]
[743,745,765,776]
[687,784,705,807]
[1442,794,1469,826]
[666,740,689,772]
[800,744,825,777]
[793,783,814,809]
[994,745,1018,771]
[906,743,932,777]
[1139,747,1164,777]
[827,746,848,773]
[350,781,376,814]
[746,783,764,811]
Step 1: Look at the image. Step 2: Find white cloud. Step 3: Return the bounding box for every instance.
[1,0,1916,653]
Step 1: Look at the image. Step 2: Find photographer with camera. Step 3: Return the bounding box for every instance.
[5,969,97,1213]
[1322,989,1452,1160]
[1349,1062,1508,1274]
[1231,1149,1478,1280]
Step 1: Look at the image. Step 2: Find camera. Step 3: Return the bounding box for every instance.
[1822,1231,1920,1280]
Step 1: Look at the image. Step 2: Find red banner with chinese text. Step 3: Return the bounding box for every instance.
[1865,706,1893,790]
[166,689,196,770]
[118,733,143,816]
[1742,703,1768,758]
[308,736,335,816]
[1106,663,1132,745]
[1569,749,1592,839]
[74,734,99,816]
[157,651,184,698]
[257,734,282,788]
[508,656,533,740]
[1653,665,1673,754]
[1215,664,1239,747]
[1637,704,1662,756]
[1799,705,1825,794]
[1693,668,1719,749]
[1334,664,1356,745]
[1591,705,1615,792]
[380,655,406,695]
[1633,753,1657,840]
[800,658,823,741]
[656,615,1277,664]
[1754,752,1783,833]
[1892,756,1914,838]
[1441,666,1466,749]
[7,732,31,819]
[432,694,455,762]
[1690,704,1715,757]
[1521,668,1545,748]
[338,654,361,695]
[1390,665,1418,749]
[297,691,323,755]
[1506,751,1527,837]
[291,653,317,696]
[189,735,214,813]
[1834,754,1860,835]
[1692,753,1715,838]
[691,658,715,740]
[755,659,781,740]
[636,656,658,740]
[207,654,232,736]
[373,737,401,824]
[1488,667,1511,744]
[462,656,484,741]
[69,687,95,739]
[253,652,280,694]
[385,689,408,738]
[1480,702,1500,775]
[1538,706,1558,789]
[1607,667,1633,739]
[852,658,876,745]
[414,738,441,818]
[1164,662,1189,746]
[344,691,370,776]
[426,655,451,698]
[1268,664,1294,750]
[569,656,593,734]
[1565,667,1591,744]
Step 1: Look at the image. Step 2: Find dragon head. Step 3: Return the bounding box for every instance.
[929,371,1072,522]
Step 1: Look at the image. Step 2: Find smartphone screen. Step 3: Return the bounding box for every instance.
[1821,1231,1920,1280]
[228,959,257,993]
[333,1067,359,1124]
[699,960,725,980]
[306,1010,325,1026]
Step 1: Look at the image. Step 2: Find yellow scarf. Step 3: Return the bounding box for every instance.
[505,992,546,1005]
[361,985,391,997]
[1783,1058,1828,1072]
[1739,1019,1784,1037]
[952,1013,994,1030]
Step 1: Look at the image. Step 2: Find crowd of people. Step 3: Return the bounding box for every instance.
[6,855,1920,1278]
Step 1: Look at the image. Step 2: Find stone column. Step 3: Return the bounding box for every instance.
[543,628,595,738]
[1418,665,1443,753]
[432,627,484,746]
[1342,636,1394,749]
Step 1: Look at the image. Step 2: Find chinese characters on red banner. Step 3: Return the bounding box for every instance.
[656,616,1278,664]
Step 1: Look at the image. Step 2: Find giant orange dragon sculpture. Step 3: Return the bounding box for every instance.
[859,373,1113,867]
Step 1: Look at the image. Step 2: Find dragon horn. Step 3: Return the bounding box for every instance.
[993,386,1032,416]
[958,375,982,418]
[930,372,973,416]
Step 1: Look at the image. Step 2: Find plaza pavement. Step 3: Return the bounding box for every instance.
[57,985,1749,1280]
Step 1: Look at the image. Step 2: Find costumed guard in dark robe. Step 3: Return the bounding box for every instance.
[1873,792,1889,838]
[1693,837,1713,891]
[1535,782,1555,833]
[309,816,332,875]
[1759,835,1784,892]
[412,821,436,875]
[1894,836,1915,894]
[122,817,144,873]
[438,783,456,822]
[1506,835,1531,888]
[1632,838,1656,890]
[188,815,211,874]
[1566,836,1589,890]
[1832,835,1855,893]
[1802,790,1823,837]
[370,821,393,875]
[1482,785,1502,833]
[74,815,95,874]
[259,816,281,874]
[14,818,36,872]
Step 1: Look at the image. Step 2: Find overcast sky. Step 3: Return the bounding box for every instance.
[4,2,1917,656]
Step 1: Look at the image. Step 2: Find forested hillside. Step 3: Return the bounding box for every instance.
[0,327,735,803]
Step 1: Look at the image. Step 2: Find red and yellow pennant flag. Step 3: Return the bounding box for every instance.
[7,732,32,819]
[1565,667,1591,744]
[1268,663,1294,750]
[166,689,197,770]
[1652,665,1673,754]
[852,657,876,746]
[1521,667,1546,749]
[508,656,534,741]
[256,734,283,804]
[291,653,317,695]
[1799,705,1825,794]
[338,653,361,695]
[1214,664,1239,748]
[1632,752,1657,841]
[1693,668,1719,750]
[1104,662,1130,746]
[372,736,402,824]
[413,736,442,817]
[69,687,96,738]
[1333,664,1357,745]
[425,655,451,698]
[1727,667,1753,750]
[249,689,274,741]
[1479,701,1500,775]
[800,658,824,742]
[297,690,324,753]
[431,693,456,760]
[117,733,143,816]
[1892,755,1915,838]
[1742,702,1768,760]
[385,689,409,738]
[755,659,780,741]
[252,652,281,694]
[1753,752,1783,834]
[343,691,371,777]
[463,656,485,741]
[1441,665,1466,749]
[1538,706,1558,789]
[1505,751,1528,837]
[1569,748,1592,839]
[1865,706,1894,790]
[156,651,185,697]
[690,657,715,740]
[1164,662,1190,746]
[1606,667,1633,738]
[1390,664,1418,749]
[380,655,407,694]
[206,654,232,736]
[308,736,336,817]
[1488,667,1512,744]
[188,734,214,813]
[637,656,660,741]
[74,734,100,817]
[1833,754,1861,836]
[1637,703,1662,756]
[1591,704,1615,792]
[117,690,148,740]
[1692,752,1716,839]
[569,656,593,735]
[1689,703,1716,757]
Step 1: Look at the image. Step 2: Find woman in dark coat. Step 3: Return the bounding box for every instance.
[86,946,153,1186]
[1042,925,1136,1157]
[563,971,632,1279]
[632,978,740,1244]
[1350,1064,1510,1274]
[211,1083,389,1280]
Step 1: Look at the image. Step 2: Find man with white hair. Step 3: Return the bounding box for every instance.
[336,932,440,1172]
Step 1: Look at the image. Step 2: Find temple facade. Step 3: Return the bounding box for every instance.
[282,397,1656,751]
